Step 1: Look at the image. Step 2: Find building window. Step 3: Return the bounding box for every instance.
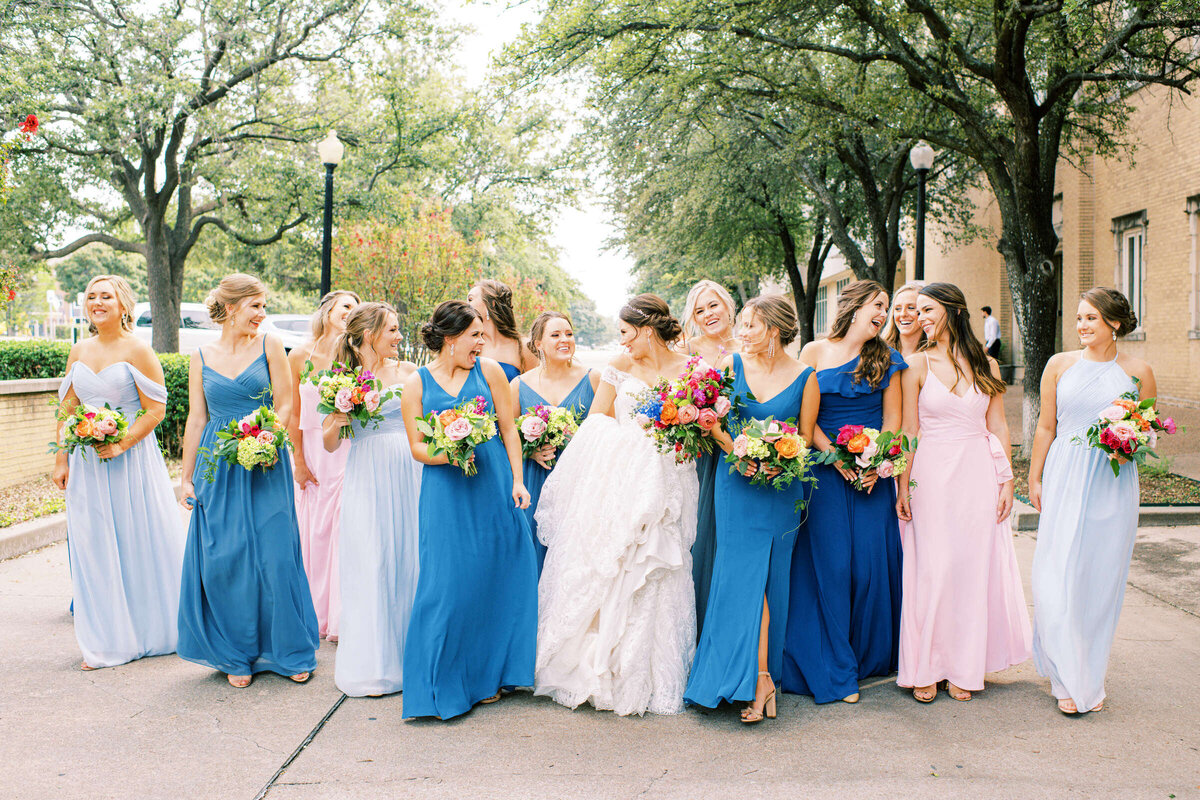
[1188,195,1200,338]
[1111,211,1147,336]
[815,286,828,334]
[835,277,850,299]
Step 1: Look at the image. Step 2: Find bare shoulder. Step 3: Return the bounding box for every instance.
[262,333,286,357]
[394,359,419,381]
[479,356,506,385]
[797,340,824,367]
[1118,352,1154,382]
[607,352,634,372]
[288,341,313,370]
[985,355,1003,380]
[715,352,734,371]
[125,338,164,380]
[1044,350,1078,378]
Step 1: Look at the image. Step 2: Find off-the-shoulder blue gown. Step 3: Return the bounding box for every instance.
[177,341,319,677]
[782,351,906,703]
[517,371,594,574]
[402,360,539,719]
[685,356,813,707]
[59,360,185,668]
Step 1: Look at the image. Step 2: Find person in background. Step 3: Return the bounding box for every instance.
[982,306,1001,360]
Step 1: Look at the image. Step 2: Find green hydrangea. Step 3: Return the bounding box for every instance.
[237,436,275,469]
[746,438,771,459]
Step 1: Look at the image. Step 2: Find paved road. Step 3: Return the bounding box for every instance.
[1,523,1198,800]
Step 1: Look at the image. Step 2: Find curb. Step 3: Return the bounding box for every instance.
[1012,500,1200,532]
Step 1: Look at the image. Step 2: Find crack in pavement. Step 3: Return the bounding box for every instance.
[253,693,346,800]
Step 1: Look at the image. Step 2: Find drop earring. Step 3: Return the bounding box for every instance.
[1112,330,1117,341]
[450,343,455,357]
[852,312,858,324]
[485,310,490,321]
[768,338,776,359]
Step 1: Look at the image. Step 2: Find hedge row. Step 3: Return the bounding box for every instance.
[1,340,190,458]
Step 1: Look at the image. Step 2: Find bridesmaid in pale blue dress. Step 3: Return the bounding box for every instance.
[679,279,741,635]
[685,296,819,723]
[1028,288,1156,715]
[401,300,539,719]
[510,311,598,574]
[52,275,185,669]
[468,279,534,382]
[178,274,319,688]
[320,303,422,697]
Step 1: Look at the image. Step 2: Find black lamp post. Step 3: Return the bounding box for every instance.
[317,130,344,298]
[910,141,935,281]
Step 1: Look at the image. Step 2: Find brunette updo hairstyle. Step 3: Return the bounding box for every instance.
[420,300,482,353]
[311,289,361,340]
[205,273,267,325]
[619,293,682,344]
[474,279,521,342]
[742,294,798,347]
[333,302,396,370]
[526,311,573,357]
[84,274,137,334]
[1081,287,1139,337]
[828,279,893,389]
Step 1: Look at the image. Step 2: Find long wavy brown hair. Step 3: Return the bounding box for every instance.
[334,302,397,370]
[918,282,1006,397]
[827,280,893,389]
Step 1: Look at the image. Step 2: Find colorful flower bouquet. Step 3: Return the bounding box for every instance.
[726,416,817,510]
[1075,379,1179,476]
[49,401,130,458]
[200,406,292,482]
[631,356,737,463]
[307,362,397,439]
[415,395,497,476]
[814,424,917,490]
[517,404,581,468]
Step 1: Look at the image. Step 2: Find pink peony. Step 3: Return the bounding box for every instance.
[520,415,548,441]
[762,421,783,443]
[876,459,895,479]
[363,390,382,412]
[677,404,699,425]
[334,388,354,413]
[855,453,873,469]
[714,395,732,418]
[445,417,472,442]
[1162,417,1177,435]
[1108,420,1139,443]
[697,407,718,431]
[257,429,277,445]
[732,433,750,458]
[95,417,118,437]
[1100,405,1127,423]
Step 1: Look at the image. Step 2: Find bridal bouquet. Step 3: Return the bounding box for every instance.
[814,424,917,490]
[517,404,580,468]
[1074,379,1179,476]
[727,417,817,510]
[415,395,497,476]
[631,355,736,463]
[49,401,131,458]
[200,406,292,482]
[306,361,396,439]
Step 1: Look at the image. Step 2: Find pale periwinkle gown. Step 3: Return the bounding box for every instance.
[59,361,185,667]
[334,389,422,697]
[1032,357,1139,712]
[295,381,350,641]
[898,366,1031,691]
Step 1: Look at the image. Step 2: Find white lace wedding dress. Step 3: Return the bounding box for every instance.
[533,365,699,716]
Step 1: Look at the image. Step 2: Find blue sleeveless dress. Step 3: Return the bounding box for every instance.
[499,361,522,382]
[334,389,422,697]
[177,342,319,677]
[692,449,719,637]
[517,371,595,575]
[782,350,905,702]
[402,360,539,719]
[1032,357,1140,712]
[59,360,185,668]
[685,356,813,707]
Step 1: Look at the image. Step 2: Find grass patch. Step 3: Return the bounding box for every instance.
[1012,451,1200,505]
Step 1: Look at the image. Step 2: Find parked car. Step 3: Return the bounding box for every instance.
[262,314,312,352]
[132,304,309,353]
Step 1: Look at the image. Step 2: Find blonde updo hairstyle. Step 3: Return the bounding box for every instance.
[619,293,683,345]
[1081,287,1139,337]
[311,289,362,340]
[334,302,398,371]
[84,274,137,334]
[205,273,267,325]
[742,294,799,348]
[526,311,574,358]
[682,279,737,346]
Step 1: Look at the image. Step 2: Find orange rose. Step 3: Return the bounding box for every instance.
[75,418,96,439]
[351,387,364,403]
[438,410,460,427]
[1130,413,1150,431]
[1114,399,1137,411]
[845,432,871,454]
[775,435,801,459]
[660,402,678,423]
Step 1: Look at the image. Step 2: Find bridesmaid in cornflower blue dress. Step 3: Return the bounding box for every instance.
[782,280,905,705]
[685,295,819,723]
[321,303,421,698]
[178,274,319,688]
[510,311,598,574]
[679,279,741,635]
[53,275,185,670]
[401,300,538,720]
[1028,288,1156,715]
[469,279,535,382]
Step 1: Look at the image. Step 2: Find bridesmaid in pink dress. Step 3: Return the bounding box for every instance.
[286,290,361,642]
[895,283,1031,703]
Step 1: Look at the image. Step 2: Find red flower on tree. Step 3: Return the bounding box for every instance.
[18,114,37,136]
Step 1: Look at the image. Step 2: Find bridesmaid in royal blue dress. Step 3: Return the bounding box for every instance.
[468,279,535,381]
[1028,288,1156,715]
[782,280,905,704]
[401,300,539,720]
[178,274,319,688]
[510,311,598,574]
[685,295,819,723]
[52,275,185,670]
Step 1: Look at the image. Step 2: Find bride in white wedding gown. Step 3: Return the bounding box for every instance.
[534,294,700,716]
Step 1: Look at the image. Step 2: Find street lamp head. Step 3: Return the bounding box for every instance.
[910,140,935,172]
[318,130,344,167]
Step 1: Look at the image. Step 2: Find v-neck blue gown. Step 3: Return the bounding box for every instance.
[685,356,813,707]
[517,371,595,574]
[402,359,539,719]
[177,342,319,677]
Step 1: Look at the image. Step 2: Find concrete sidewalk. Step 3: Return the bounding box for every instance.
[2,528,1198,800]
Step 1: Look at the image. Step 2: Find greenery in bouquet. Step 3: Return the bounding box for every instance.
[517,404,580,468]
[305,361,398,439]
[631,356,738,463]
[1074,377,1180,477]
[726,416,817,511]
[415,395,497,476]
[199,405,291,482]
[814,425,917,491]
[48,400,131,459]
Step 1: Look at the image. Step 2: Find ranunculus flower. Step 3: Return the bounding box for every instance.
[1162,417,1177,435]
[334,387,354,413]
[75,418,96,439]
[732,433,750,458]
[876,459,895,479]
[836,425,863,446]
[775,434,800,459]
[697,407,718,431]
[845,432,871,453]
[95,417,118,437]
[1100,405,1126,423]
[257,429,277,445]
[676,404,699,425]
[660,402,678,423]
[714,395,732,418]
[438,409,460,427]
[363,390,382,412]
[520,416,547,441]
[445,418,472,441]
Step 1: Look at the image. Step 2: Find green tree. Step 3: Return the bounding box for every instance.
[54,247,147,304]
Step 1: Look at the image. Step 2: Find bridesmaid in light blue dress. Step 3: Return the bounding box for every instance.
[322,303,422,697]
[178,274,318,688]
[53,275,184,669]
[685,296,819,723]
[1028,288,1155,715]
[511,311,598,574]
[401,300,538,720]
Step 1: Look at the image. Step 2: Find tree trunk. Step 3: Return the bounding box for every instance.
[777,211,827,345]
[1007,256,1058,457]
[145,219,181,353]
